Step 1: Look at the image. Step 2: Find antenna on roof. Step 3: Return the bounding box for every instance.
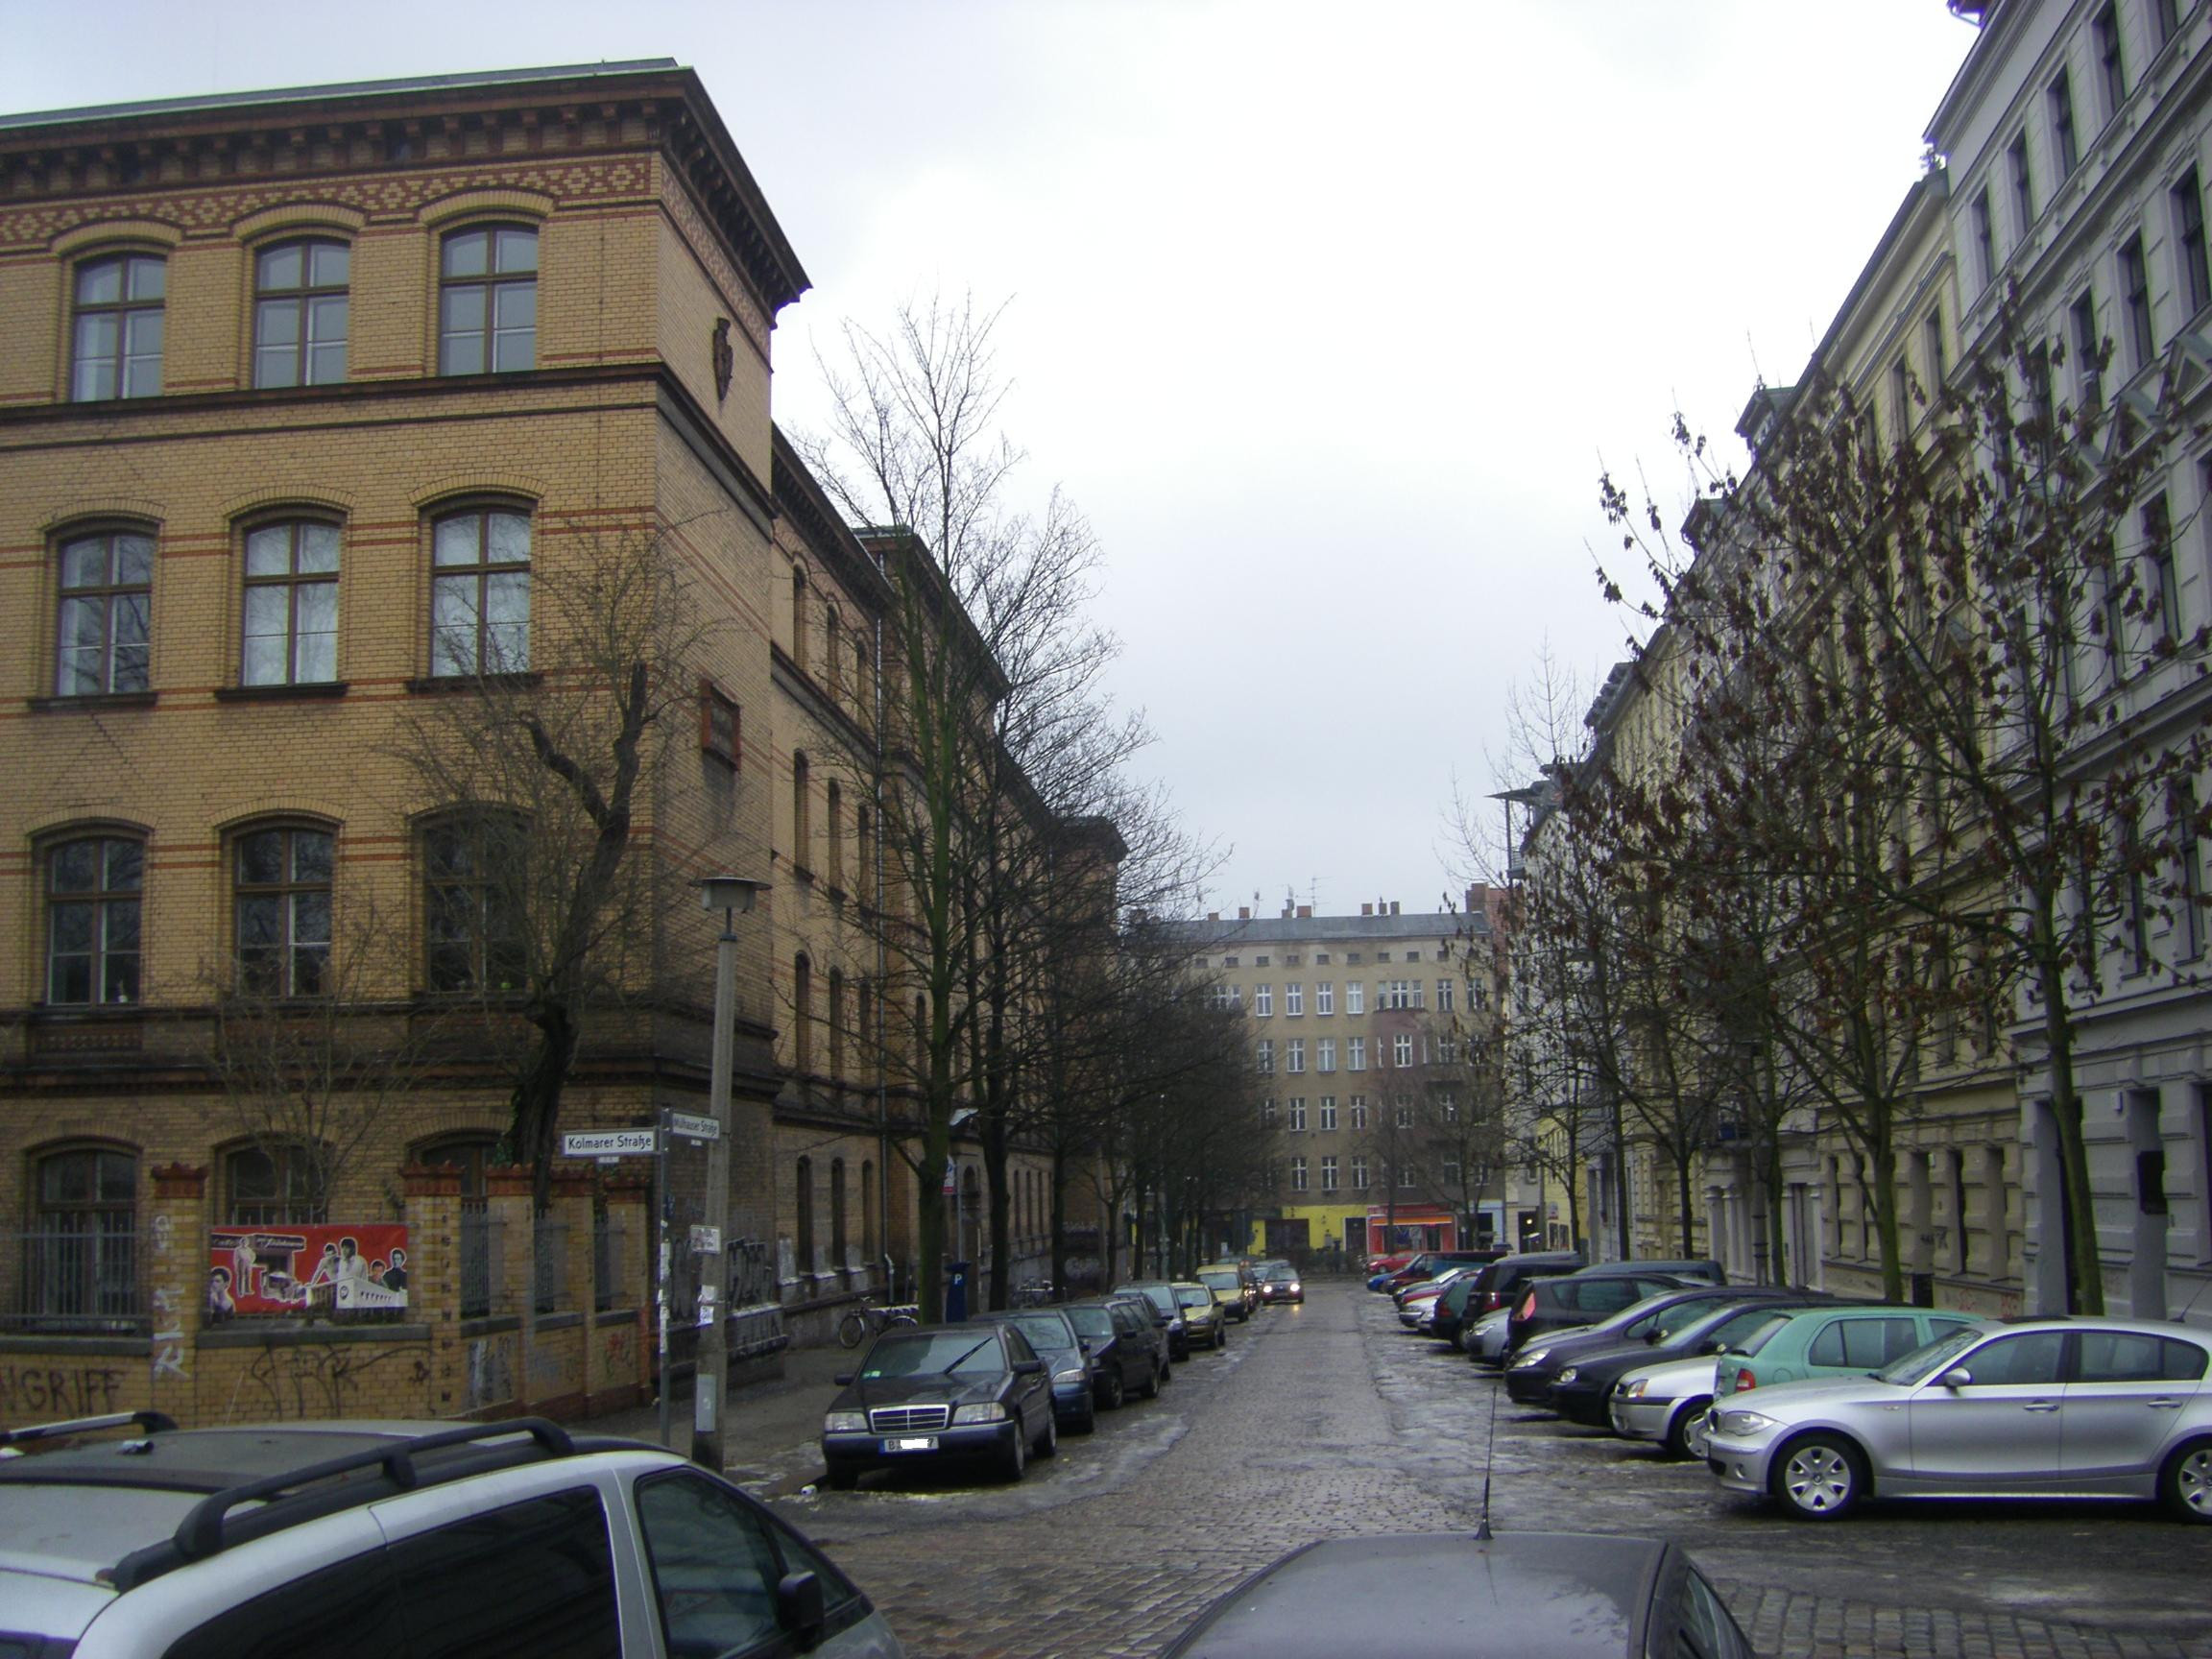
[1475,1355,1500,1540]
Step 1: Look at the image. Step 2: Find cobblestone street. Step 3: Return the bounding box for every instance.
[767,1281,2212,1659]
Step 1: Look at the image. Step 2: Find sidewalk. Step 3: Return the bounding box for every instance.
[583,1339,854,1495]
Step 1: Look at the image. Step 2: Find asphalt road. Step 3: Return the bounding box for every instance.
[765,1280,2212,1659]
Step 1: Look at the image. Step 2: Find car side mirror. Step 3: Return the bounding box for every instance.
[778,1571,827,1651]
[832,1373,854,1387]
[1939,1367,1973,1390]
[1012,1358,1046,1376]
[1077,1336,1092,1351]
[1699,1339,1722,1355]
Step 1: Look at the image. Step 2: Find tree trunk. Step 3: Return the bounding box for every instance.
[982,1118,1010,1311]
[1047,1145,1069,1301]
[1675,1146,1695,1258]
[2038,954,2104,1313]
[1870,1133,1905,1304]
[513,1004,580,1214]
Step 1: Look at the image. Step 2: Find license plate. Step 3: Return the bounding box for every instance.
[883,1435,938,1453]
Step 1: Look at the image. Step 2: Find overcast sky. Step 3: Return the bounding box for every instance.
[1,1,1979,922]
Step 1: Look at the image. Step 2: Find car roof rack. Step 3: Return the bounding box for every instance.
[0,1410,178,1450]
[105,1417,575,1592]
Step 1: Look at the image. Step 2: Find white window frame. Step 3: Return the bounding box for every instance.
[1255,984,1273,1017]
[1316,981,1334,1015]
[1319,1096,1337,1131]
[1317,1037,1336,1072]
[1287,1038,1306,1073]
[1286,983,1304,1017]
[1348,1036,1366,1071]
[1347,981,1364,1016]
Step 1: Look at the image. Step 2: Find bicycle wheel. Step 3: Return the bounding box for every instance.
[886,1310,918,1330]
[837,1310,869,1349]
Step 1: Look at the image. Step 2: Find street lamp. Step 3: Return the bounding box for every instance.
[690,874,768,1471]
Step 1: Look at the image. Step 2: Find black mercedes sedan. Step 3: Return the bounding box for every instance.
[821,1322,1056,1488]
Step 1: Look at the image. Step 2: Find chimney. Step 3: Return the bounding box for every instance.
[1361,903,1373,917]
[1296,904,1311,919]
[1281,902,1294,919]
[1390,901,1400,916]
[1466,883,1487,912]
[1207,911,1220,923]
[1238,906,1251,921]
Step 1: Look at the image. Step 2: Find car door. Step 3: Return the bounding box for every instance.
[1903,1329,2067,1488]
[1001,1327,1046,1434]
[2059,1329,2211,1484]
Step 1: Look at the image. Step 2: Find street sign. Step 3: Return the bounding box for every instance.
[561,1128,657,1158]
[667,1111,721,1142]
[689,1224,722,1255]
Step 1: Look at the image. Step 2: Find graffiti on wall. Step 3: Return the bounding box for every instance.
[151,1212,188,1380]
[466,1333,516,1411]
[0,1363,127,1419]
[232,1341,432,1422]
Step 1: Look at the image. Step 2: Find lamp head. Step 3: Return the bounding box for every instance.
[697,875,770,915]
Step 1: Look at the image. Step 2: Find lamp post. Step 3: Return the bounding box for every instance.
[690,874,768,1472]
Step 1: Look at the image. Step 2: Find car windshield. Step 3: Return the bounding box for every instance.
[1874,1325,1984,1386]
[1065,1307,1115,1338]
[1711,1309,1792,1352]
[1005,1314,1074,1352]
[1260,1261,1293,1278]
[1199,1272,1238,1293]
[1728,1313,1800,1358]
[1118,1285,1178,1317]
[860,1331,1003,1379]
[1176,1287,1213,1309]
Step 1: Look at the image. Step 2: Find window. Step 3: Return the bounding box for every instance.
[1290,1157,1309,1193]
[430,508,530,675]
[2094,3,2127,117]
[1443,1159,1461,1188]
[793,955,813,1078]
[2176,171,2211,317]
[2125,818,2152,973]
[1957,1330,2066,1385]
[830,1157,848,1263]
[2153,0,2181,51]
[2176,781,2204,961]
[1383,980,1412,1010]
[635,1471,791,1654]
[1971,189,1996,289]
[225,1142,324,1225]
[2121,233,2153,369]
[1286,983,1303,1017]
[1393,1033,1414,1069]
[789,752,812,873]
[1440,1093,1458,1122]
[1316,981,1334,1015]
[1395,1097,1413,1129]
[826,969,845,1082]
[2072,288,2103,410]
[1925,304,1947,388]
[1286,1038,1306,1073]
[1256,1039,1274,1074]
[1255,984,1272,1017]
[2050,71,2080,179]
[1435,978,1454,1013]
[1350,1095,1367,1130]
[795,1154,814,1271]
[54,529,154,697]
[1398,1163,1416,1190]
[241,520,340,685]
[235,826,333,997]
[24,1146,139,1332]
[1317,1037,1336,1072]
[1809,1316,1922,1369]
[1348,1036,1366,1071]
[2143,494,2180,642]
[1288,1098,1307,1132]
[700,681,740,767]
[1320,1156,1338,1192]
[252,239,349,387]
[70,252,164,399]
[439,225,538,373]
[2008,132,2034,235]
[826,781,844,889]
[1350,1155,1369,1190]
[1346,980,1364,1016]
[1319,1096,1337,1131]
[1262,1098,1277,1128]
[790,568,808,672]
[46,835,142,1004]
[423,814,527,992]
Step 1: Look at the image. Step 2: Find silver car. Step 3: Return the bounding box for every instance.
[1705,1316,2212,1523]
[1461,1307,1517,1363]
[1611,1351,1732,1459]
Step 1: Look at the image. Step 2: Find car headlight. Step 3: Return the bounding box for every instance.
[1510,1348,1550,1370]
[1716,1407,1779,1437]
[1619,1378,1649,1399]
[823,1410,867,1433]
[951,1402,1009,1424]
[1168,1317,1185,1332]
[1555,1367,1579,1384]
[1053,1367,1086,1384]
[1289,1282,1302,1293]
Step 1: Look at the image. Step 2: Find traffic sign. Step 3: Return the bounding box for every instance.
[667,1111,721,1142]
[561,1128,657,1158]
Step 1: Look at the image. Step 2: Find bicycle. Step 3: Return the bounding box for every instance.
[836,1299,920,1348]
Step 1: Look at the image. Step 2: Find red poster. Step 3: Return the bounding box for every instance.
[207,1223,411,1318]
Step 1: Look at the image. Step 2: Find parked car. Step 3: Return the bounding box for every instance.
[1612,1348,1761,1461]
[973,1307,1100,1431]
[1064,1296,1166,1405]
[821,1321,1057,1488]
[1117,1282,1194,1358]
[1716,1304,1988,1398]
[1364,1249,1420,1279]
[1103,1289,1180,1378]
[1704,1317,2212,1522]
[1454,1250,1587,1334]
[1504,1270,1698,1357]
[1392,1261,1485,1309]
[1255,1260,1304,1304]
[1463,1307,1516,1364]
[1174,1281,1232,1351]
[1372,1248,1506,1295]
[1198,1262,1258,1319]
[1504,1286,1813,1407]
[0,1411,907,1658]
[1549,1296,1840,1426]
[1160,1530,1755,1657]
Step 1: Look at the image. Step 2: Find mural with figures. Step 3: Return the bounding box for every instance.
[207,1224,410,1318]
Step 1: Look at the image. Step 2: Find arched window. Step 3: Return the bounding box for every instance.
[854,807,873,902]
[790,567,808,672]
[855,977,876,1084]
[439,225,537,374]
[825,605,842,697]
[827,967,845,1083]
[854,638,872,713]
[830,1157,848,1267]
[790,752,811,874]
[46,833,143,1005]
[429,506,531,677]
[252,238,349,387]
[861,1159,878,1257]
[241,519,340,685]
[422,812,528,993]
[792,953,813,1077]
[794,1155,815,1276]
[234,823,333,997]
[26,1144,139,1331]
[825,781,843,891]
[224,1142,325,1226]
[71,252,164,400]
[55,527,154,697]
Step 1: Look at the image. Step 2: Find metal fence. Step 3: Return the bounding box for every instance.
[4,1225,149,1336]
[460,1203,497,1317]
[592,1209,626,1312]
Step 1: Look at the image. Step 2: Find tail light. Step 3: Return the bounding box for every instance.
[1515,1289,1537,1320]
[1730,1367,1754,1392]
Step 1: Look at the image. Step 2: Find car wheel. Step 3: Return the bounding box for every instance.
[1035,1409,1058,1458]
[2159,1437,2212,1523]
[1070,1400,1097,1434]
[1667,1399,1716,1462]
[1214,1325,1227,1351]
[1099,1369,1126,1410]
[824,1464,860,1491]
[1000,1424,1027,1482]
[1772,1432,1864,1521]
[1139,1359,1161,1400]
